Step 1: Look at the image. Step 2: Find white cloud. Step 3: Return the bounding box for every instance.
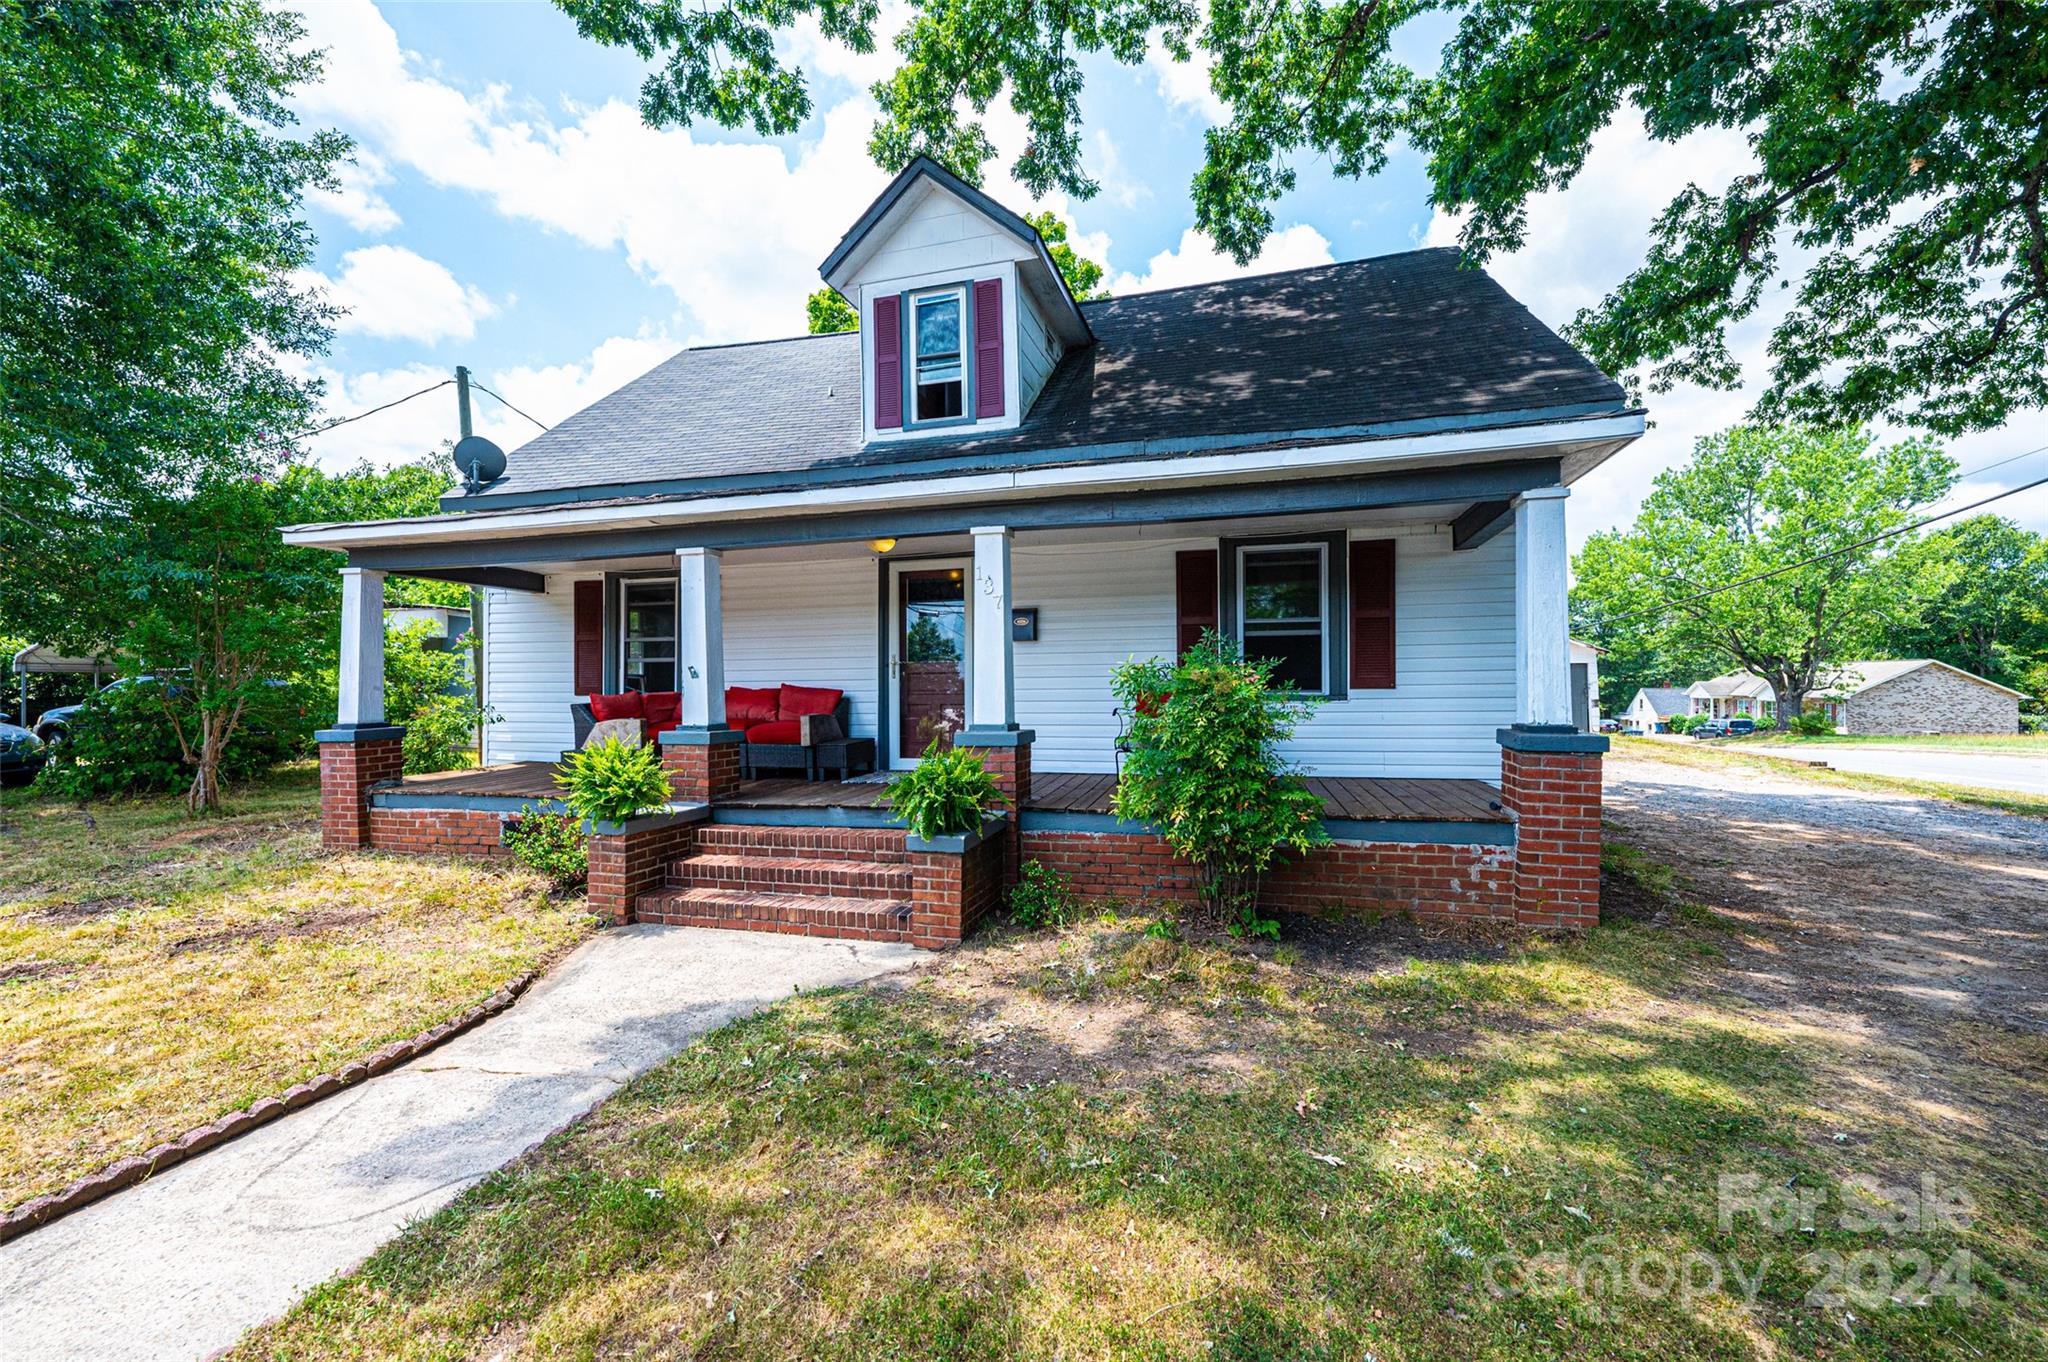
[287,331,678,473]
[297,244,500,345]
[1108,223,1334,294]
[1089,130,1149,209]
[1148,41,1226,124]
[289,0,894,345]
[310,147,401,234]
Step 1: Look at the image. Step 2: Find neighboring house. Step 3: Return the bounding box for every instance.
[1622,687,1691,734]
[1808,660,2024,735]
[1569,639,1603,732]
[386,605,475,700]
[1688,671,1777,722]
[286,156,1643,943]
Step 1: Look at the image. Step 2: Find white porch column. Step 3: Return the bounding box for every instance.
[336,567,387,727]
[676,547,727,728]
[968,525,1016,731]
[1513,486,1573,726]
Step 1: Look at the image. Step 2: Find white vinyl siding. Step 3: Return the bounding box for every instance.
[721,558,880,740]
[854,190,1033,285]
[1018,291,1061,415]
[480,575,582,763]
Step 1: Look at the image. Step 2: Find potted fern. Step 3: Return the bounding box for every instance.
[881,738,1007,847]
[555,735,675,831]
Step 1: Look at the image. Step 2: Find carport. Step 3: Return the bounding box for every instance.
[10,645,114,726]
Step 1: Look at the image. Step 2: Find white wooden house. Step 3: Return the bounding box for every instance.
[289,158,1637,944]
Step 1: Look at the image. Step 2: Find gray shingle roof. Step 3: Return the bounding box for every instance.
[460,247,1628,510]
[1635,687,1692,717]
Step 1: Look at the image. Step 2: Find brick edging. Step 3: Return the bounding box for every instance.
[0,970,541,1245]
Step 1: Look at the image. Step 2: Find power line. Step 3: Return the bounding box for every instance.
[259,379,452,450]
[1952,442,2047,482]
[469,381,550,433]
[1599,472,2048,628]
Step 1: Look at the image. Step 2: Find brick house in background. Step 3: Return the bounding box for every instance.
[1809,660,2025,735]
[285,157,1641,944]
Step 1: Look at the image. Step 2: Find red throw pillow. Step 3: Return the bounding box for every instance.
[778,684,843,719]
[642,691,682,739]
[589,692,644,722]
[744,719,801,744]
[725,685,779,729]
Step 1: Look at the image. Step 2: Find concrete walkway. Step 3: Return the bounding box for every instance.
[0,926,917,1362]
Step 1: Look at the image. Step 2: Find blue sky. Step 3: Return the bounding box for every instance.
[284,0,2046,552]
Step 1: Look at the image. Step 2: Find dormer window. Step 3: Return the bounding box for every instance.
[912,287,966,421]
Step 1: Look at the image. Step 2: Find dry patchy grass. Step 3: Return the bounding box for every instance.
[229,910,2045,1362]
[0,769,594,1207]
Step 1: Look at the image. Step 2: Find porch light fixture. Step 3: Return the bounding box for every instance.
[870,537,897,554]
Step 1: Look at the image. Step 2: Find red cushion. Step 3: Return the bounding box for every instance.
[642,691,681,727]
[744,719,801,744]
[725,685,779,728]
[778,684,843,720]
[589,692,644,722]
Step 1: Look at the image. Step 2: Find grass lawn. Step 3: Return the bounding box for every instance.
[1614,736,2048,821]
[229,899,2045,1360]
[0,767,594,1209]
[1743,732,2047,754]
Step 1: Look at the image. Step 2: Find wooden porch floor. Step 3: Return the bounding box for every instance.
[396,763,1508,823]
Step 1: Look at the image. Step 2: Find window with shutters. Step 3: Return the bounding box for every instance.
[619,579,677,693]
[910,286,965,421]
[1235,543,1328,694]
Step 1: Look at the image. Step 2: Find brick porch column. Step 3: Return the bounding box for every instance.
[660,728,744,804]
[953,729,1031,888]
[1498,724,1607,930]
[317,726,405,850]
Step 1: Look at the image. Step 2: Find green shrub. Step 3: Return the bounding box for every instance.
[881,739,1005,840]
[503,804,588,887]
[1788,710,1834,736]
[1109,630,1329,925]
[1010,858,1080,928]
[555,736,671,824]
[35,676,310,802]
[1667,714,1700,735]
[384,620,494,774]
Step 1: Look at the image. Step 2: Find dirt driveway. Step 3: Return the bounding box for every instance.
[1604,748,2048,1043]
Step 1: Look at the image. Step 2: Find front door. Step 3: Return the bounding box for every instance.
[888,561,970,768]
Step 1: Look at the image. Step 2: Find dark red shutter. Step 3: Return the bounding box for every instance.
[1175,549,1219,657]
[572,580,604,696]
[1349,539,1396,689]
[973,277,1004,418]
[873,294,902,429]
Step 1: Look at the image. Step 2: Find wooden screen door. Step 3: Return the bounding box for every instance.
[888,561,970,768]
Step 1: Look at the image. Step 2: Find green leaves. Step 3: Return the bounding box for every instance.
[1109,630,1328,921]
[557,737,674,825]
[881,739,1006,840]
[805,287,860,334]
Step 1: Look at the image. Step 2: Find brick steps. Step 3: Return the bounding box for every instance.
[635,885,913,941]
[671,852,910,900]
[690,824,907,862]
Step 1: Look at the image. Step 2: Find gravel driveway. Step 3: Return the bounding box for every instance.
[1604,750,2048,1041]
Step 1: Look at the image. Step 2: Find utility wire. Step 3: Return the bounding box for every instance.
[258,379,452,450]
[470,381,550,433]
[1599,472,2048,627]
[1952,442,2047,482]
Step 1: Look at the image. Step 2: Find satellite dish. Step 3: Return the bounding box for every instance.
[452,434,506,488]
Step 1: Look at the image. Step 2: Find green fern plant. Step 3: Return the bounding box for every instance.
[555,736,672,825]
[881,739,1006,841]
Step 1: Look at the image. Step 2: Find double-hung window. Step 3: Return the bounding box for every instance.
[911,287,965,421]
[620,579,677,693]
[1237,543,1328,694]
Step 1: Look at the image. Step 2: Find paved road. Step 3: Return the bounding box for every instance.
[0,926,917,1362]
[1758,742,2045,794]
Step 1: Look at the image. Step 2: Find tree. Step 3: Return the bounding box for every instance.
[1570,426,1954,730]
[0,2,345,649]
[557,0,2048,437]
[803,209,1106,333]
[806,287,860,334]
[1883,516,2048,693]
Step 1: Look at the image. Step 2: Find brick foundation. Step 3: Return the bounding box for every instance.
[317,729,405,851]
[907,819,1006,948]
[1497,733,1605,930]
[1019,829,1515,922]
[365,806,511,858]
[586,815,700,926]
[954,732,1031,891]
[660,732,743,804]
